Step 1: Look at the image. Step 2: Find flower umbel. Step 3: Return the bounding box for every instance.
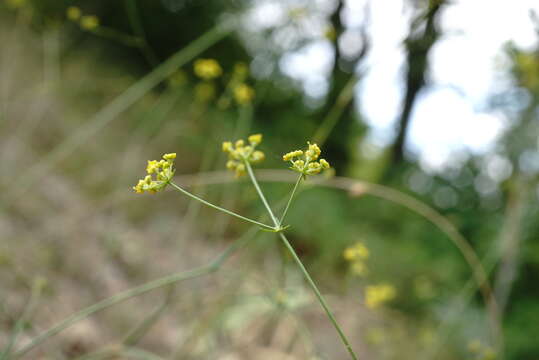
[283,142,330,176]
[133,153,176,194]
[222,134,265,177]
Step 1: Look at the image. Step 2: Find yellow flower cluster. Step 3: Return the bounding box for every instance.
[194,59,222,80]
[133,153,176,194]
[222,134,265,177]
[66,6,100,30]
[365,283,396,309]
[283,142,330,176]
[343,242,369,277]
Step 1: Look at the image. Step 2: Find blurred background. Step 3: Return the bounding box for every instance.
[1,0,538,359]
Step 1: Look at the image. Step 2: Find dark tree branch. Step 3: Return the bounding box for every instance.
[388,1,445,169]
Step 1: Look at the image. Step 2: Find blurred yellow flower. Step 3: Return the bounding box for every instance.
[80,15,99,30]
[66,6,81,21]
[194,58,222,80]
[365,283,396,309]
[343,242,369,261]
[234,83,255,105]
[350,261,367,276]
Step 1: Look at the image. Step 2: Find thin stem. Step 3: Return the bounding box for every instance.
[244,162,358,360]
[12,233,249,358]
[279,174,303,225]
[244,162,280,226]
[169,181,275,231]
[121,285,175,346]
[278,233,358,360]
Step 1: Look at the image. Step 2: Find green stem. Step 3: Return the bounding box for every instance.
[169,182,275,231]
[244,161,280,226]
[279,174,303,225]
[244,162,358,360]
[278,233,358,360]
[12,234,249,358]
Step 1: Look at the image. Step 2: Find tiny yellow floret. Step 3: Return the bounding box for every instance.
[248,134,262,145]
[146,160,159,174]
[320,159,330,169]
[222,141,233,153]
[283,150,303,162]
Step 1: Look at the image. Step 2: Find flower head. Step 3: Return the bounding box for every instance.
[194,59,222,80]
[283,142,330,176]
[133,153,176,194]
[222,134,265,177]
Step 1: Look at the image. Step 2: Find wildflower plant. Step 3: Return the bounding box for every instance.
[130,135,359,359]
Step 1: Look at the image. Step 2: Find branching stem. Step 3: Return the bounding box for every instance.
[244,162,359,360]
